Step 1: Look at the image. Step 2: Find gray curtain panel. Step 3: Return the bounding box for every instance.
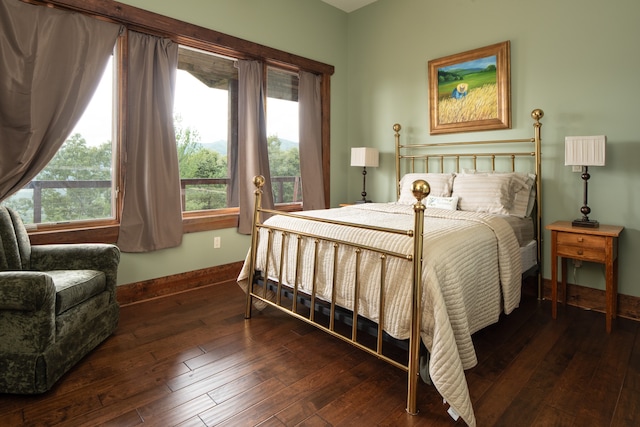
[237,60,274,235]
[0,0,122,202]
[298,71,325,210]
[117,31,183,252]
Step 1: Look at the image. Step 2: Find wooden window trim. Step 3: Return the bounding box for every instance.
[22,0,333,244]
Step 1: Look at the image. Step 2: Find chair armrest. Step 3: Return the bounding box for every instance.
[0,272,56,353]
[0,271,56,311]
[30,244,120,291]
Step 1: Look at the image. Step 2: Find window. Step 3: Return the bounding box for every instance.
[267,67,301,205]
[174,47,238,212]
[9,0,332,244]
[174,48,302,213]
[3,53,117,226]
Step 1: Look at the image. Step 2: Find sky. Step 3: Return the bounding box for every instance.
[440,55,496,72]
[72,58,299,148]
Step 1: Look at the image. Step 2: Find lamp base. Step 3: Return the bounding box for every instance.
[355,199,372,204]
[572,218,599,228]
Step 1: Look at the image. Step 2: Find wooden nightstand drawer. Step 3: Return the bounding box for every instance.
[556,231,606,262]
[556,243,605,262]
[556,232,605,248]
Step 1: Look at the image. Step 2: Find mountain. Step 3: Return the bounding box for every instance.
[200,138,298,156]
[201,140,228,155]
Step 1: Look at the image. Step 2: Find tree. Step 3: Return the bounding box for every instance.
[35,133,112,222]
[267,134,301,203]
[175,115,230,210]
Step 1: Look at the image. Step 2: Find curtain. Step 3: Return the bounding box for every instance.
[0,0,122,202]
[237,60,274,234]
[117,31,183,252]
[298,71,325,210]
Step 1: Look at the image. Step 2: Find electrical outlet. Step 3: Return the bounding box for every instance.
[573,259,582,268]
[572,165,582,172]
[214,236,221,248]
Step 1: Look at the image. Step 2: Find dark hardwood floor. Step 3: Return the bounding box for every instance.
[2,281,639,426]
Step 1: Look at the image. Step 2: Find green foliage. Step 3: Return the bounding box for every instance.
[3,117,302,222]
[175,115,230,210]
[268,135,301,203]
[438,70,497,100]
[438,69,463,83]
[34,134,112,223]
[3,197,34,224]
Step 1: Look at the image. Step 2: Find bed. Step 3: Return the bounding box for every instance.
[237,108,544,427]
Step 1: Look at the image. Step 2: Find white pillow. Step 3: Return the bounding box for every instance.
[451,173,515,215]
[510,172,536,218]
[397,173,454,204]
[458,170,536,217]
[425,195,459,210]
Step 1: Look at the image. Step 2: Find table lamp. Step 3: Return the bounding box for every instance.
[564,135,606,228]
[350,147,379,203]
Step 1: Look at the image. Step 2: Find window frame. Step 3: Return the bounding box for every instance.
[25,0,333,245]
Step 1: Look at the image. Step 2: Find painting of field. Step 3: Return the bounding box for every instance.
[437,58,498,124]
[438,83,497,124]
[428,41,510,134]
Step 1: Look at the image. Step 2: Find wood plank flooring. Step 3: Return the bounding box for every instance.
[1,281,639,426]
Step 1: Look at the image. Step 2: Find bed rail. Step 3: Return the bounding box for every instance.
[245,175,431,414]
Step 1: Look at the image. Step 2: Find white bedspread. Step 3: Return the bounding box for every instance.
[237,203,522,426]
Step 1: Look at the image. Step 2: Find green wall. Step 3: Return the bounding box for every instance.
[116,0,640,300]
[347,0,640,296]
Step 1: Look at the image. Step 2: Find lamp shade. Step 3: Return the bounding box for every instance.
[565,135,606,166]
[350,147,379,167]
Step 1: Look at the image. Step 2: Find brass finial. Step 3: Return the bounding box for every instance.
[531,109,544,121]
[253,175,265,188]
[411,179,430,201]
[393,123,401,133]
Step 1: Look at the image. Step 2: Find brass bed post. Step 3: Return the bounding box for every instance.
[407,179,430,415]
[394,124,402,199]
[531,109,544,299]
[245,175,265,319]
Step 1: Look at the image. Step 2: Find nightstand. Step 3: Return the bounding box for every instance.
[546,221,624,333]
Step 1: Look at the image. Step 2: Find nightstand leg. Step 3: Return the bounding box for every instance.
[606,257,618,333]
[561,257,568,306]
[551,231,558,319]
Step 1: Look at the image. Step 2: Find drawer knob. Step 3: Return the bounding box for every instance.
[577,237,584,242]
[577,249,583,255]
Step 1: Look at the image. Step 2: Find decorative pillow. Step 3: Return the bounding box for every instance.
[451,173,516,215]
[425,195,459,210]
[397,173,454,204]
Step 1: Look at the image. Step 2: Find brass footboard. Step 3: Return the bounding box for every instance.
[244,175,430,415]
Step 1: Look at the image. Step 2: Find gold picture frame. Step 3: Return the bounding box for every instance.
[428,40,511,135]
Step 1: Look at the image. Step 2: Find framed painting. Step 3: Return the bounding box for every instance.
[428,40,511,135]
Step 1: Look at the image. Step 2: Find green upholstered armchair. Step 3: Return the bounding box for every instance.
[0,206,120,394]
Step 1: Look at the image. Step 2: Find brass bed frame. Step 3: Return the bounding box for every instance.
[243,108,544,417]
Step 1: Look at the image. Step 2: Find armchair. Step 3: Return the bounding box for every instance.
[0,206,120,394]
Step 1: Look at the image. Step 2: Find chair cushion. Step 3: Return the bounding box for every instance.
[46,270,107,314]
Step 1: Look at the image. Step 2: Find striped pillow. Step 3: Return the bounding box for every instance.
[455,171,535,217]
[452,173,517,215]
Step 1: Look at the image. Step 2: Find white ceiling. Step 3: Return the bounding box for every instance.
[321,0,378,13]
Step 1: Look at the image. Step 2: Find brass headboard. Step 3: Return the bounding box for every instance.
[394,108,544,295]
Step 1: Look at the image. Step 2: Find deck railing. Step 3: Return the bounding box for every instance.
[21,176,301,224]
